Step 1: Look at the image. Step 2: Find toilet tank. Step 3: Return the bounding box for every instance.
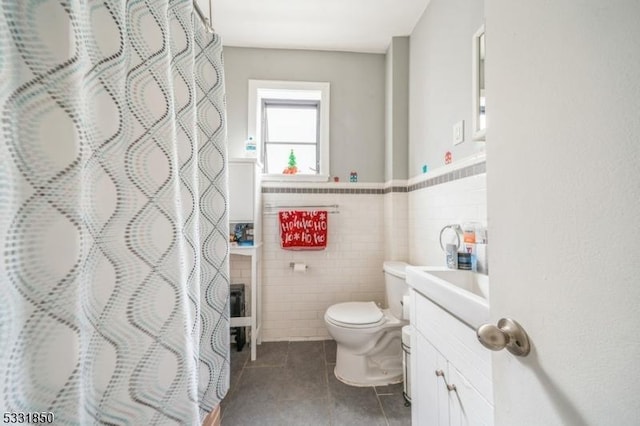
[383,261,409,318]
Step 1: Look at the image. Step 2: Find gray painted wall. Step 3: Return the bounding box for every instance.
[385,37,410,182]
[224,47,386,182]
[409,0,485,178]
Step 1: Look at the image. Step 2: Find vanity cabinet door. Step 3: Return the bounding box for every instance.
[449,366,494,426]
[413,331,450,426]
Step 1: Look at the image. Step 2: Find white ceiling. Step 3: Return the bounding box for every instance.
[211,0,431,54]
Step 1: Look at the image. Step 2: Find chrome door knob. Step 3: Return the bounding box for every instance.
[476,318,531,357]
[477,324,507,349]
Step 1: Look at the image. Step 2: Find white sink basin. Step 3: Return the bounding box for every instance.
[406,266,490,328]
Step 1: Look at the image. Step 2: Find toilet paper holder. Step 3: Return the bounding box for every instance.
[289,262,309,271]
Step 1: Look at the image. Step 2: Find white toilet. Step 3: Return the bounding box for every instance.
[324,261,409,386]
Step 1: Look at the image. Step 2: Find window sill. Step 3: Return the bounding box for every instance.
[261,174,330,183]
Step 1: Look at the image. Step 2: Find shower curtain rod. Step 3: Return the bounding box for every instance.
[193,1,215,33]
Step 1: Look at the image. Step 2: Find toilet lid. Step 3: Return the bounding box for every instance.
[326,302,384,326]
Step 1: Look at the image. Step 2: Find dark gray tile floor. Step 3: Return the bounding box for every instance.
[222,340,411,426]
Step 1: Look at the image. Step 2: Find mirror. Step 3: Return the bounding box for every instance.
[472,25,486,141]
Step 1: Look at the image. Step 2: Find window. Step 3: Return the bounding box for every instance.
[248,80,330,181]
[262,99,319,174]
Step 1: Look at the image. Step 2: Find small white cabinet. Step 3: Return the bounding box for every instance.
[411,288,494,426]
[228,158,262,361]
[229,159,259,223]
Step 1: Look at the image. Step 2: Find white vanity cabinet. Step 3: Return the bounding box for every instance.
[411,288,494,426]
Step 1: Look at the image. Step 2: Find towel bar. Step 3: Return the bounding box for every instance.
[264,203,339,215]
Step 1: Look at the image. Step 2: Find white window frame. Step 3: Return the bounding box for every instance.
[248,80,330,182]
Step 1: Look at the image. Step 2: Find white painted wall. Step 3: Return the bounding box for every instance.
[486,1,640,424]
[409,0,485,177]
[223,47,386,182]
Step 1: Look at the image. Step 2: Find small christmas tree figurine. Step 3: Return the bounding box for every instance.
[283,149,298,174]
[288,149,296,168]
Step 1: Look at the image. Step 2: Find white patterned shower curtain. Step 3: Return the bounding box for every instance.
[0,1,229,424]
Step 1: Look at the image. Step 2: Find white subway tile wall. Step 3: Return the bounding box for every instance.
[384,191,409,261]
[260,193,386,341]
[251,166,486,342]
[408,173,487,266]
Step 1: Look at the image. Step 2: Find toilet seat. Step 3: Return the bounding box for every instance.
[325,302,386,329]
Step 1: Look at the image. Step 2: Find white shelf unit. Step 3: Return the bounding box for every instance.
[228,158,262,361]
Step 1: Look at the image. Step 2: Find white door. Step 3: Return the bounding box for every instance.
[486,2,640,425]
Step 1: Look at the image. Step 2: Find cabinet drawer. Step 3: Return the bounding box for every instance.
[412,290,493,404]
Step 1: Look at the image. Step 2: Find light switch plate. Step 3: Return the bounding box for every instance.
[453,120,464,145]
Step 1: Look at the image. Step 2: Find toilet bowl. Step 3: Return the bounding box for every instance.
[324,261,409,386]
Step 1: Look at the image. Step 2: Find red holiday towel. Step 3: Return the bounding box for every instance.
[279,210,328,250]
